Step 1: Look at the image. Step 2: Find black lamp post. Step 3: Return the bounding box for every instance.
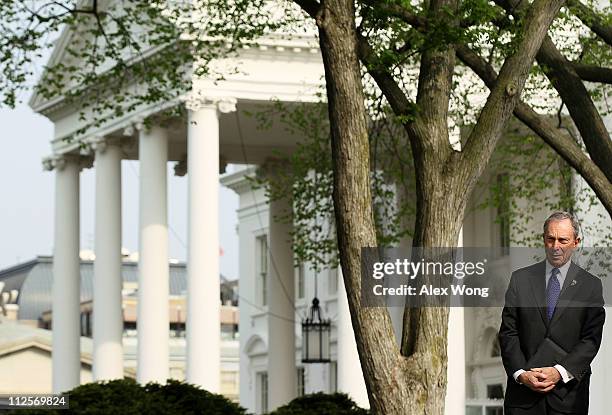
[301,297,331,363]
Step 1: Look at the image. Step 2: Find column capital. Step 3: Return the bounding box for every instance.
[118,116,146,137]
[83,135,126,156]
[134,118,173,136]
[86,136,108,153]
[123,125,135,137]
[132,117,146,133]
[43,153,92,172]
[183,91,237,114]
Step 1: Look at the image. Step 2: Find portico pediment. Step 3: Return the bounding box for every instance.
[29,0,122,116]
[32,28,326,155]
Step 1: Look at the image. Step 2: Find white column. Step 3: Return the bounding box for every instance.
[445,228,465,415]
[267,191,296,410]
[137,125,169,383]
[91,138,124,380]
[49,155,81,393]
[185,95,235,391]
[337,268,369,408]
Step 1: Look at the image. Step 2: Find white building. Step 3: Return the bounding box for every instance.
[0,256,240,400]
[221,167,367,413]
[29,3,328,401]
[27,3,611,414]
[0,320,103,395]
[222,164,612,415]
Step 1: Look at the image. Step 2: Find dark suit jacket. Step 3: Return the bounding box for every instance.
[499,260,605,413]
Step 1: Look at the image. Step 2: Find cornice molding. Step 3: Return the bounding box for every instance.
[220,166,258,195]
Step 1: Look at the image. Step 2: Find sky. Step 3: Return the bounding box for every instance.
[0,104,240,279]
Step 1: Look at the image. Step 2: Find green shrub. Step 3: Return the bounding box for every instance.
[10,378,246,415]
[146,380,246,415]
[270,393,370,415]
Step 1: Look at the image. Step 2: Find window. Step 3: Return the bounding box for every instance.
[466,403,503,415]
[256,235,268,306]
[221,323,239,340]
[257,372,268,413]
[329,361,338,393]
[86,312,91,337]
[221,370,239,396]
[80,311,92,337]
[297,367,305,396]
[123,321,137,337]
[296,263,305,299]
[487,384,504,400]
[170,322,186,338]
[467,392,504,415]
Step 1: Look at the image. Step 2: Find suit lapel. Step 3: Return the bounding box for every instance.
[550,262,583,327]
[529,261,548,327]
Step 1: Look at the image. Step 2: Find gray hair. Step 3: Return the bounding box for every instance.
[543,211,580,239]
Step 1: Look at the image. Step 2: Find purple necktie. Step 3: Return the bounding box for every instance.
[546,268,561,320]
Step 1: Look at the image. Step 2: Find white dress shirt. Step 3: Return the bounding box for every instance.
[512,260,575,384]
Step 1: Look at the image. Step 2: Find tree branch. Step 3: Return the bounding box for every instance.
[358,1,611,202]
[570,61,612,84]
[495,0,612,184]
[454,0,566,187]
[355,34,419,137]
[21,0,96,22]
[362,0,511,30]
[456,44,612,215]
[293,0,320,19]
[48,1,96,15]
[567,0,612,46]
[361,0,427,27]
[536,37,612,182]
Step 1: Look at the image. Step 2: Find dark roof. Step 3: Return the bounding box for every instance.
[0,257,190,321]
[0,257,45,297]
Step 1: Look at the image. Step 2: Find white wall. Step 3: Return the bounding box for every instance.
[0,347,92,394]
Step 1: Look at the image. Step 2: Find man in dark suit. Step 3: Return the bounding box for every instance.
[499,211,605,414]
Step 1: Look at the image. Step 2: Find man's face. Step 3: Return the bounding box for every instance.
[543,219,580,267]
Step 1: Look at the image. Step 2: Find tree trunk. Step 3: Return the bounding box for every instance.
[316,1,425,414]
[312,0,566,413]
[316,0,467,412]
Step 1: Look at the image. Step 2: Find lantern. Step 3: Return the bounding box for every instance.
[301,297,331,363]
